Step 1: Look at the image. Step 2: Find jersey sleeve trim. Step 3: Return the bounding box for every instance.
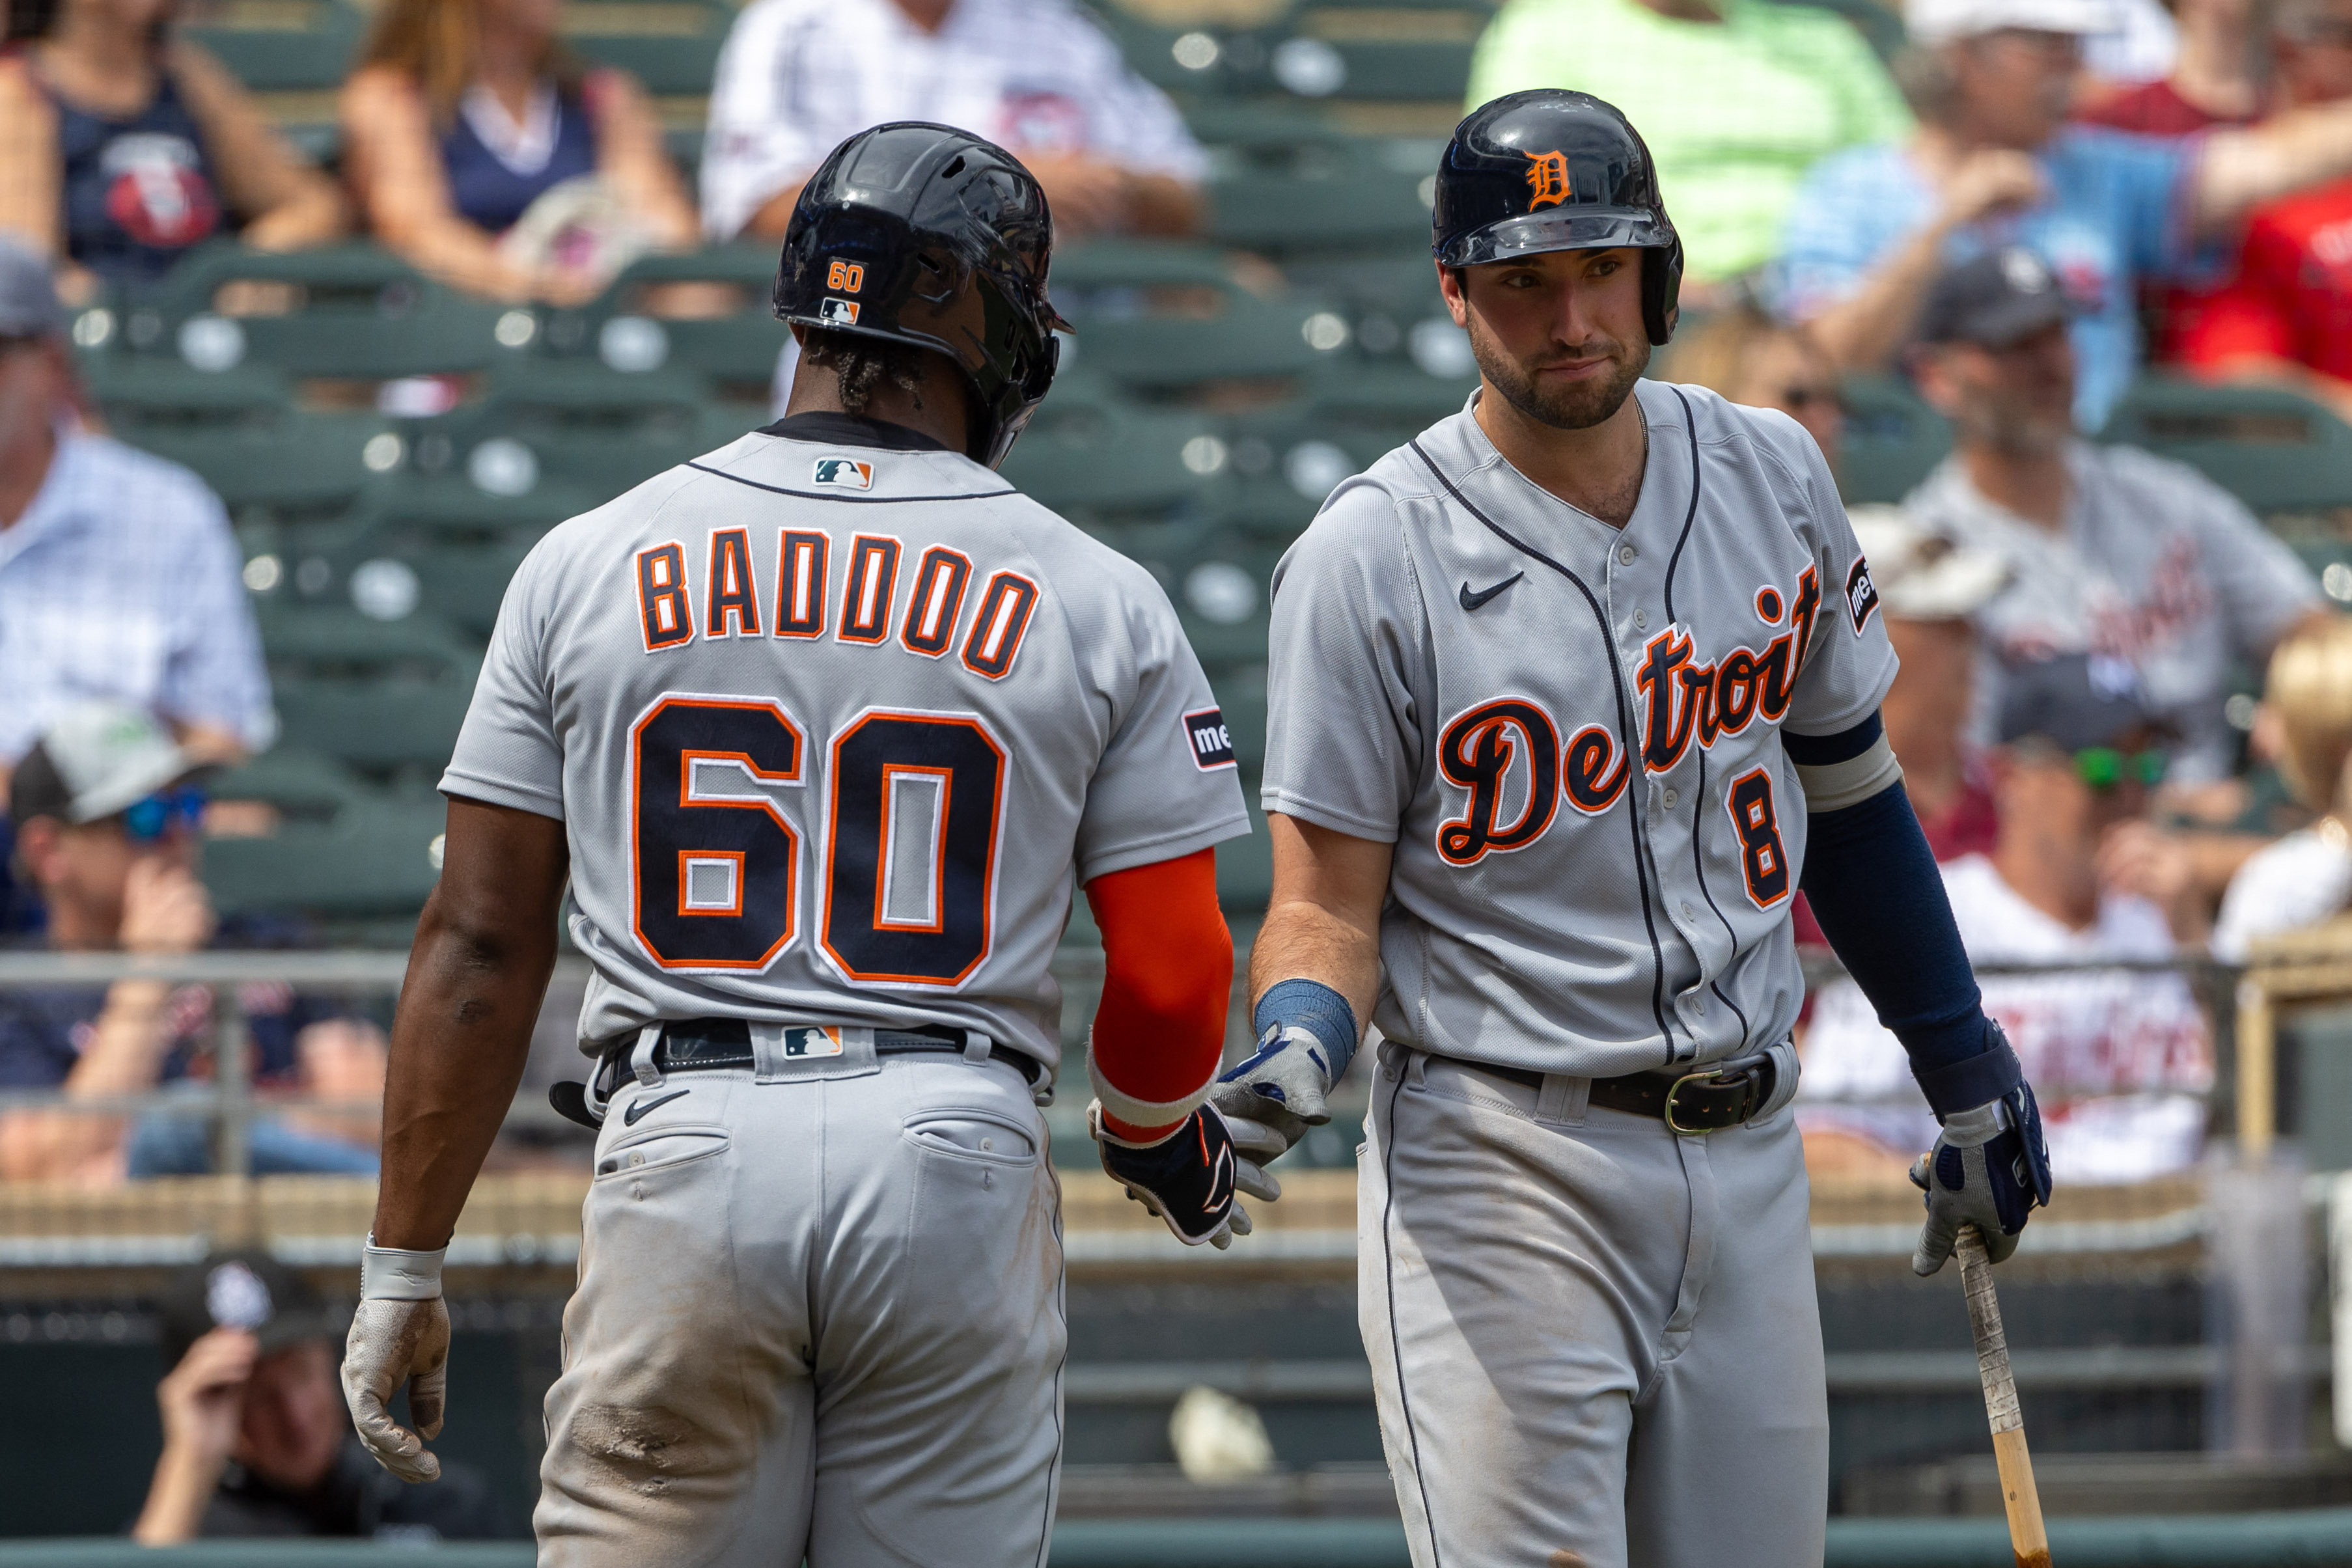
[1075,810,1253,885]
[1258,791,1403,844]
[437,771,566,821]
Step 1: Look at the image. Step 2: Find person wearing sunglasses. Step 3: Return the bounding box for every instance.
[0,701,383,1182]
[1798,650,2216,1185]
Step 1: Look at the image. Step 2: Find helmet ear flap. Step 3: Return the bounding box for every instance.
[1643,241,1683,347]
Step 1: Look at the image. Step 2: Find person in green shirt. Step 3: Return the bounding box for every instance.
[1463,0,1911,297]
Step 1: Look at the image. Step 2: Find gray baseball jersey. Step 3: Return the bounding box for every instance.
[1264,379,1897,1077]
[443,415,1252,1074]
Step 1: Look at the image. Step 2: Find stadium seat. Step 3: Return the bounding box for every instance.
[154,244,507,379]
[1001,372,1225,519]
[1057,265,1348,392]
[1208,151,1434,256]
[2097,377,2352,516]
[1835,373,1954,505]
[253,603,477,676]
[178,0,367,90]
[1763,0,1906,62]
[204,799,448,920]
[536,244,787,394]
[204,747,373,825]
[81,355,292,419]
[562,0,731,95]
[113,408,396,513]
[1277,1,1482,103]
[270,674,477,772]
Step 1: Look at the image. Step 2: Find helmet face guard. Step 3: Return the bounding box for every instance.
[1432,90,1685,347]
[773,123,1071,468]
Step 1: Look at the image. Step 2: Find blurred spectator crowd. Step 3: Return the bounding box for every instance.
[0,0,2347,1209]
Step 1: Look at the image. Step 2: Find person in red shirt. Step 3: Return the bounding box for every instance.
[2077,0,2271,360]
[2078,0,2269,136]
[2179,0,2352,417]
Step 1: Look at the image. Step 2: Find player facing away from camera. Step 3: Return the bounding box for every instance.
[337,122,1257,1567]
[1217,90,2055,1568]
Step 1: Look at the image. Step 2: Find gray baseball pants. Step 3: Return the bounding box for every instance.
[1360,1041,1825,1568]
[534,1034,1064,1567]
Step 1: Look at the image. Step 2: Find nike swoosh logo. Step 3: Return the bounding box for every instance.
[622,1089,690,1126]
[1459,572,1523,612]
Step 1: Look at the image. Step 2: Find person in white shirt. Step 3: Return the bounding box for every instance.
[1799,652,2214,1183]
[699,0,1207,244]
[2215,616,2352,959]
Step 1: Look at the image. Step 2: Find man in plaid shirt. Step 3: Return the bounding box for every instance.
[0,239,270,783]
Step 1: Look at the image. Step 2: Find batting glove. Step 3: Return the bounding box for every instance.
[1909,1080,2053,1276]
[1208,978,1359,1201]
[1091,1100,1251,1250]
[342,1238,451,1483]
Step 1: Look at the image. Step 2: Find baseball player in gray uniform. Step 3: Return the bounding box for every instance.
[337,123,1256,1566]
[1216,92,2055,1567]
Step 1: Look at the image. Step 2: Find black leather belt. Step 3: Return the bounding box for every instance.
[1447,1052,1777,1135]
[639,1017,1042,1087]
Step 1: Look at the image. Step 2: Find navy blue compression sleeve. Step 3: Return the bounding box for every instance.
[1788,718,2021,1116]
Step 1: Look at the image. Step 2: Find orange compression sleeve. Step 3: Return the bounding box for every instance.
[1083,848,1233,1142]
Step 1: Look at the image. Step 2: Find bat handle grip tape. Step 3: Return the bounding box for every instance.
[1958,1227,2024,1435]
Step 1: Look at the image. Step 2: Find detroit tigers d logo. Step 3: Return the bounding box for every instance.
[1523,150,1571,210]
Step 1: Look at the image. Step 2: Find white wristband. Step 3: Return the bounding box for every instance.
[361,1235,447,1300]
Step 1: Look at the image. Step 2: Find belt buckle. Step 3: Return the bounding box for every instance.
[1662,1068,1726,1136]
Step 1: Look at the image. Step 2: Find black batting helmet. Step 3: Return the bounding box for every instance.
[1432,90,1684,346]
[773,122,1071,469]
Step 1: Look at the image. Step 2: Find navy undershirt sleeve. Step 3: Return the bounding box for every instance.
[1796,726,2022,1116]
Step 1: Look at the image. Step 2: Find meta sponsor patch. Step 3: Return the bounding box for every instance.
[1184,706,1237,770]
[818,297,861,325]
[812,456,874,490]
[1845,556,1881,635]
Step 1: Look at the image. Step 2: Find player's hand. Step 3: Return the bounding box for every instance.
[1909,1080,2053,1276]
[158,1327,258,1466]
[1091,1100,1251,1249]
[343,1241,452,1483]
[1208,1006,1355,1202]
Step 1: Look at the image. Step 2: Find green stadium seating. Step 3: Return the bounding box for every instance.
[178,0,367,91]
[204,799,449,919]
[1764,0,1906,62]
[113,408,396,512]
[270,674,477,771]
[252,603,475,676]
[204,747,373,825]
[1057,262,1346,391]
[154,244,507,379]
[1834,373,1952,505]
[1001,372,1224,518]
[1213,804,1275,907]
[536,243,786,392]
[561,0,732,94]
[2096,377,2352,515]
[80,355,292,419]
[1208,154,1433,255]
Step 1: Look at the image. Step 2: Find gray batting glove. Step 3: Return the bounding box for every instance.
[342,1240,451,1483]
[1909,1081,2053,1276]
[1208,1022,1342,1204]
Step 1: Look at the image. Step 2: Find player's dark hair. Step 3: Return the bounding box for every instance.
[801,328,986,454]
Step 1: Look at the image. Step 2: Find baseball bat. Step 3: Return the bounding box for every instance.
[1958,1224,2051,1568]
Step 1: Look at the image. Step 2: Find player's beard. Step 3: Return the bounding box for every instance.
[1466,312,1651,432]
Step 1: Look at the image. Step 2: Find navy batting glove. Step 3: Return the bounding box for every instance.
[1909,1080,2053,1276]
[1090,1101,1249,1250]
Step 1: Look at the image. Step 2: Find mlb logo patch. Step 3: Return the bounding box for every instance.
[783,1026,845,1059]
[1184,706,1238,771]
[818,297,861,325]
[813,456,874,490]
[1846,556,1881,635]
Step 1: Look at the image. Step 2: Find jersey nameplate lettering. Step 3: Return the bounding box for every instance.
[1185,707,1237,770]
[630,530,1043,681]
